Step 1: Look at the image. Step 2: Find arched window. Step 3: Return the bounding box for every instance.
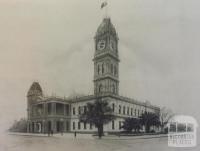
[114,66,117,75]
[111,64,113,74]
[112,84,115,94]
[102,63,104,74]
[112,103,115,112]
[97,64,100,75]
[99,84,103,93]
[106,63,109,73]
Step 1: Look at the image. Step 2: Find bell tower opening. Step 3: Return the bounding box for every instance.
[93,17,119,96]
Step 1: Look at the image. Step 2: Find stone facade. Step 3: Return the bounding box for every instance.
[27,17,160,133]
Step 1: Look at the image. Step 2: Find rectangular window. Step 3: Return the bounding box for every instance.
[123,106,125,114]
[73,122,75,130]
[31,106,34,116]
[138,110,140,117]
[65,105,69,116]
[135,109,136,116]
[112,120,115,130]
[119,105,121,114]
[90,123,92,130]
[47,103,51,115]
[102,63,104,74]
[112,103,115,112]
[119,121,121,130]
[131,108,133,116]
[78,106,81,115]
[84,106,87,114]
[169,122,176,132]
[78,122,81,130]
[73,107,75,115]
[84,122,87,129]
[127,107,129,115]
[187,123,194,132]
[66,121,69,131]
[177,123,186,132]
[56,103,64,115]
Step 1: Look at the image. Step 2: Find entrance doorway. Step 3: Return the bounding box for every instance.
[48,121,52,132]
[56,121,60,132]
[66,121,70,131]
[32,122,34,133]
[56,121,64,132]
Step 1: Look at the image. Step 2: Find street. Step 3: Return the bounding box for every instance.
[0,132,199,151]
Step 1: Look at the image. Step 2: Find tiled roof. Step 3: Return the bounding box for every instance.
[95,17,118,38]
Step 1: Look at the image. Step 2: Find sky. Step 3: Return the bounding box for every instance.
[0,0,200,131]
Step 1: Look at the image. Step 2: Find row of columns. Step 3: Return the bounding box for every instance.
[32,103,70,117]
[48,103,70,115]
[27,119,71,133]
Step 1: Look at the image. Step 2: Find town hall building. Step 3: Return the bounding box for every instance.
[27,17,160,133]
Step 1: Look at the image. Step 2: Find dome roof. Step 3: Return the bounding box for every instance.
[95,18,118,38]
[27,82,43,97]
[168,115,198,127]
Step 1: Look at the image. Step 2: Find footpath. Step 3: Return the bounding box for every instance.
[99,134,167,140]
[9,132,93,139]
[8,132,167,140]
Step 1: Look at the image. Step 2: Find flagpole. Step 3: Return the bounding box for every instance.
[105,0,108,18]
[101,0,108,19]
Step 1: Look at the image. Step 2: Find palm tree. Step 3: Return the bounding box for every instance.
[121,118,141,133]
[80,98,115,138]
[140,112,160,133]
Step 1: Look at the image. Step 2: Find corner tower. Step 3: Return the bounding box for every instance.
[27,82,43,120]
[93,18,119,95]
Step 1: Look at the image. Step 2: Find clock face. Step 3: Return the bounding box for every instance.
[97,40,106,50]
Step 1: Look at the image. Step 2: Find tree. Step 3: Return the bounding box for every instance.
[80,98,115,138]
[121,118,141,133]
[159,107,174,133]
[9,118,27,132]
[140,112,160,133]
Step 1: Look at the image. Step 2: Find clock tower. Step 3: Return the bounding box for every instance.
[93,17,119,95]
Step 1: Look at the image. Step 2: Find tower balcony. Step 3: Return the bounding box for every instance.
[93,50,119,62]
[93,74,119,82]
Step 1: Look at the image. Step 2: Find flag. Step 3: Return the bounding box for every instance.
[101,1,107,9]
